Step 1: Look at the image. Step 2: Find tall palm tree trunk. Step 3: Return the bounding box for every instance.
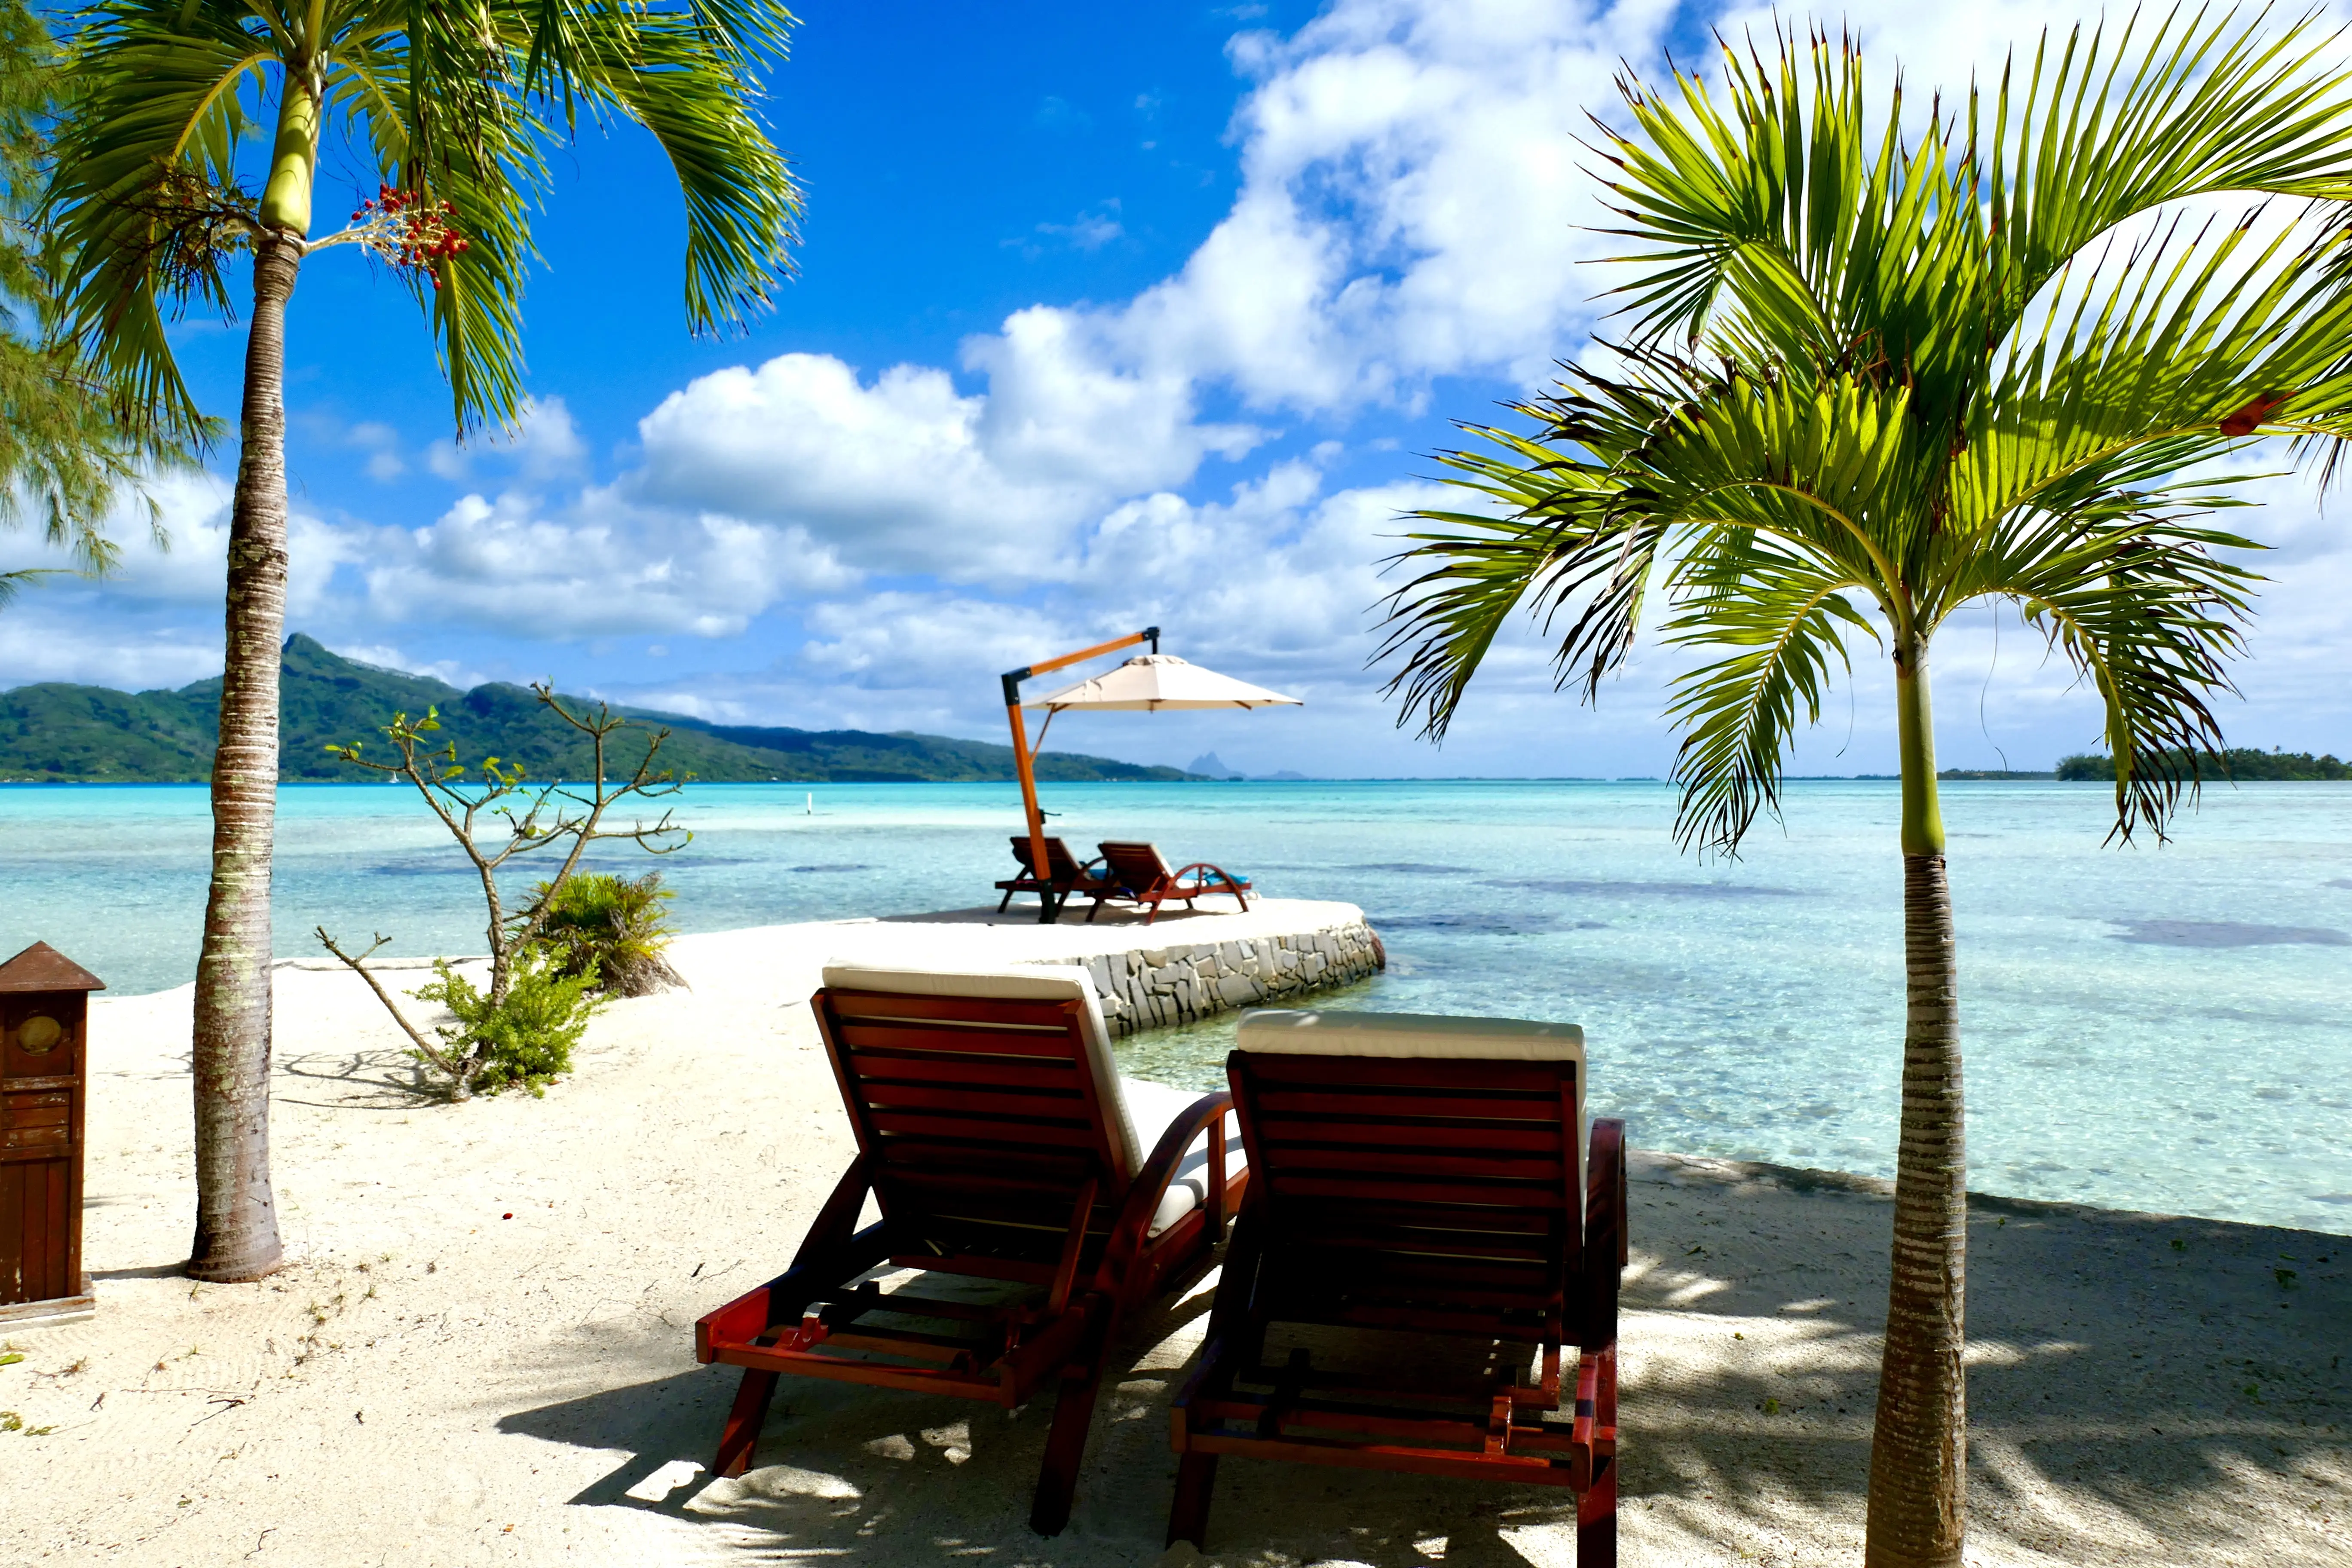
[187,229,302,1282]
[1866,634,1966,1566]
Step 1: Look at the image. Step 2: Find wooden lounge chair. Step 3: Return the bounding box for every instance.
[1091,840,1252,924]
[694,964,1247,1534]
[993,835,1115,918]
[1167,1008,1626,1562]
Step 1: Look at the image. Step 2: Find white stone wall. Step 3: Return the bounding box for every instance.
[1025,918,1385,1037]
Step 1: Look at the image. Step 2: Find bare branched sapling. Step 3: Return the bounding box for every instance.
[316,685,690,1096]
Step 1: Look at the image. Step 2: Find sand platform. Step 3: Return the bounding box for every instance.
[2,925,2343,1565]
[282,895,1385,1038]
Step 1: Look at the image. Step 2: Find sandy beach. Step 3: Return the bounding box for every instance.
[1,919,2345,1567]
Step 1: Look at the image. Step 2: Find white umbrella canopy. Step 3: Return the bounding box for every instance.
[1025,653,1302,712]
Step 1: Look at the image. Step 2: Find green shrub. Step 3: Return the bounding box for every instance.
[413,950,604,1097]
[532,870,685,997]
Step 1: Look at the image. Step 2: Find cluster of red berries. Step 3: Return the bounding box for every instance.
[352,183,471,286]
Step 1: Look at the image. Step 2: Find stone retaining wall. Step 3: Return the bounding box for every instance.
[1029,917,1385,1037]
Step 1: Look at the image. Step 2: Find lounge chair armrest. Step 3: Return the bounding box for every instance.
[1171,862,1248,890]
[1583,1118,1626,1353]
[695,1219,890,1360]
[1102,1089,1237,1289]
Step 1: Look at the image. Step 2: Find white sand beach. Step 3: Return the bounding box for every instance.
[1,918,2346,1567]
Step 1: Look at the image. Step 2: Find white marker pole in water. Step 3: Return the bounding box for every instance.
[806,792,813,815]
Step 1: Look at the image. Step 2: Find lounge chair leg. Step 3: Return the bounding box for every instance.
[1576,1454,1617,1566]
[712,1367,779,1478]
[1166,1451,1219,1547]
[1028,1306,1114,1535]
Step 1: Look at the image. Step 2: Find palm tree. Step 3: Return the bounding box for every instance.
[0,0,202,604]
[43,0,799,1281]
[1377,20,2352,1567]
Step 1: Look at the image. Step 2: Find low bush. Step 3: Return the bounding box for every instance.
[411,950,604,1097]
[533,870,686,997]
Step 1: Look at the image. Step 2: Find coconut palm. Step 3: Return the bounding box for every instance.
[1377,19,2352,1566]
[44,0,799,1281]
[0,0,202,605]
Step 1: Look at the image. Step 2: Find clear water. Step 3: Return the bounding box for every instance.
[3,778,2347,1233]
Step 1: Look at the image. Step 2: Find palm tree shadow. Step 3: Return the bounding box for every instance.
[496,1159,2352,1565]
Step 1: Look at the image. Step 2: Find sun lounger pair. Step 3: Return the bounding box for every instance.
[694,965,1626,1557]
[994,836,1253,923]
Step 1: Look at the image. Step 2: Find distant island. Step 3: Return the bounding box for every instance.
[2054,747,2351,782]
[0,635,1205,784]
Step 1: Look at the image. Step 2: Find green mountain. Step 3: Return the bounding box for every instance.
[0,635,1202,784]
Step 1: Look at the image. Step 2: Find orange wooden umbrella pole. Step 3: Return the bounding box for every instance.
[1001,628,1159,922]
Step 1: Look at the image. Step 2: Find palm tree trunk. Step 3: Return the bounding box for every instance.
[186,229,303,1282]
[1865,633,1966,1566]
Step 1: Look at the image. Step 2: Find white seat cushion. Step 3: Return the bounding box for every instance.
[1234,1007,1589,1197]
[819,963,1143,1183]
[1121,1077,1245,1237]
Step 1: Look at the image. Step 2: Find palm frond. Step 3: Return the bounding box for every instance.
[1661,535,1874,853]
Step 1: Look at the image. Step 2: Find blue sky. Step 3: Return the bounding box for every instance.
[5,0,2350,778]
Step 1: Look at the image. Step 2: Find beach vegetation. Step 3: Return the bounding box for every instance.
[411,951,601,1096]
[1376,18,2352,1566]
[2056,747,2350,781]
[315,686,688,1099]
[0,0,205,609]
[534,871,685,998]
[42,0,800,1279]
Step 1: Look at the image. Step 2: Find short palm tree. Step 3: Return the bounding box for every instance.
[44,0,800,1281]
[1378,20,2352,1566]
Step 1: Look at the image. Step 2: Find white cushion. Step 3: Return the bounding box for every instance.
[819,963,1142,1183]
[1234,1008,1588,1197]
[1121,1077,1246,1237]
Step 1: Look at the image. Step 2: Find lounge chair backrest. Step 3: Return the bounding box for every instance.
[1008,835,1087,880]
[816,966,1145,1239]
[1229,1008,1589,1342]
[1097,840,1174,889]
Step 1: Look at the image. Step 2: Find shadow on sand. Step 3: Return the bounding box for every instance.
[495,1154,2351,1566]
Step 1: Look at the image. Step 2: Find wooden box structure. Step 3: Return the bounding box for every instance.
[0,942,102,1325]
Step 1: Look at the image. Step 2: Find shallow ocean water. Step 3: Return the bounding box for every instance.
[3,777,2347,1233]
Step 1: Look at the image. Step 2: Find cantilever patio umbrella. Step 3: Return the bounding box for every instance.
[1000,628,1300,921]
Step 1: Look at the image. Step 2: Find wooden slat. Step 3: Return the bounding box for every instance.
[847,1050,1082,1090]
[828,992,1076,1031]
[1262,1145,1564,1179]
[18,1158,48,1302]
[1268,1174,1568,1209]
[0,1160,20,1302]
[861,1081,1089,1117]
[1262,1122,1562,1153]
[1256,1089,1558,1122]
[1274,1231,1553,1265]
[878,1142,1094,1177]
[1246,1057,1571,1093]
[1274,1202,1560,1237]
[867,1112,1099,1147]
[835,1020,1080,1060]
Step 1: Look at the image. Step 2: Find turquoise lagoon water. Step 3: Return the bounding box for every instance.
[2,778,2347,1233]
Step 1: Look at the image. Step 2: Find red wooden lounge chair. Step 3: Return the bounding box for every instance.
[993,835,1116,918]
[694,964,1247,1535]
[1167,1009,1626,1562]
[1092,840,1252,924]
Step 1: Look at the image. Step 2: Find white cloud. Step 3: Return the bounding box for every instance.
[14,0,2352,781]
[347,486,853,640]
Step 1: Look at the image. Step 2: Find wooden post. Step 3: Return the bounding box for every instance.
[999,626,1158,925]
[0,942,104,1325]
[1002,681,1056,923]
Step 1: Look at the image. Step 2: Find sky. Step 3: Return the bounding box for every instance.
[3,0,2349,779]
